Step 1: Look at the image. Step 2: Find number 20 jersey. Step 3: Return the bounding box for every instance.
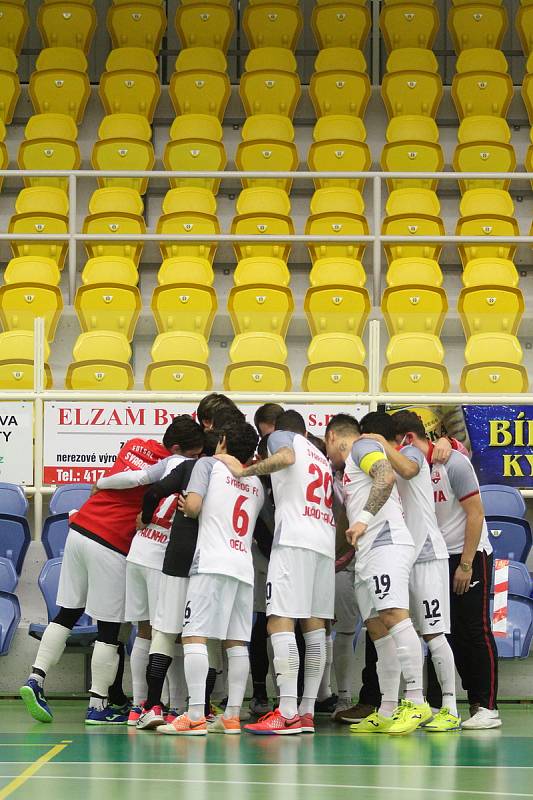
[269,432,335,559]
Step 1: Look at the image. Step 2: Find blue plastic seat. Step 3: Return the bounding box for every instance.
[506,561,533,599]
[490,594,533,658]
[0,557,18,593]
[42,512,69,559]
[486,516,532,563]
[0,591,21,655]
[481,484,526,518]
[49,484,92,515]
[0,482,28,515]
[0,514,31,574]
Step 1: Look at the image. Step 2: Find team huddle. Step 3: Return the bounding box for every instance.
[19,394,501,735]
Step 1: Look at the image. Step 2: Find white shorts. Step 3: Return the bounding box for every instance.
[409,558,451,636]
[354,544,414,623]
[266,545,335,620]
[125,561,161,624]
[152,573,190,635]
[253,544,269,614]
[182,573,253,641]
[334,568,359,632]
[56,528,126,623]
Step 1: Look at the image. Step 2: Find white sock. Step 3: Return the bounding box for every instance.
[299,628,326,717]
[224,646,249,718]
[333,632,355,703]
[31,622,71,682]
[130,636,150,706]
[207,638,226,702]
[389,619,424,705]
[167,644,187,711]
[375,634,401,716]
[184,642,209,721]
[317,633,333,701]
[90,641,119,699]
[427,635,458,717]
[270,631,299,719]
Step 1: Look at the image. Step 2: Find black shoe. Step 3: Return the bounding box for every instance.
[314,694,338,714]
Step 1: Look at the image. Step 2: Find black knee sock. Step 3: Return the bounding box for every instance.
[145,653,173,711]
[108,642,128,707]
[250,613,269,701]
[296,624,306,699]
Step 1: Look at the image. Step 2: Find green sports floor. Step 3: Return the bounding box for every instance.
[0,701,532,800]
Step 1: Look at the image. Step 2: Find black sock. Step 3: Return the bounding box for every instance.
[253,681,268,702]
[145,653,172,711]
[250,612,269,701]
[205,667,217,715]
[108,642,128,707]
[31,667,46,680]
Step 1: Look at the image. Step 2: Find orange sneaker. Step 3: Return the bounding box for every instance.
[208,714,241,735]
[158,713,207,736]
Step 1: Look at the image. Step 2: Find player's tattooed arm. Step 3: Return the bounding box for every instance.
[216,447,295,478]
[363,459,395,516]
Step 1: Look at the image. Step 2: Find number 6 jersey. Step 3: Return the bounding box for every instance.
[186,458,264,585]
[268,432,336,559]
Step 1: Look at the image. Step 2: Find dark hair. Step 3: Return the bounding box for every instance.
[211,405,245,429]
[392,410,427,440]
[202,429,220,457]
[325,413,361,437]
[163,415,204,451]
[196,393,240,426]
[257,434,270,460]
[254,403,284,431]
[275,409,306,436]
[307,432,327,456]
[360,412,396,441]
[223,422,259,465]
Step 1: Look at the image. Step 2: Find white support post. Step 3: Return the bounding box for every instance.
[33,317,46,541]
[68,173,77,304]
[368,319,381,409]
[372,175,382,305]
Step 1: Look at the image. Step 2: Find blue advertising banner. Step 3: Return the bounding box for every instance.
[463,405,533,488]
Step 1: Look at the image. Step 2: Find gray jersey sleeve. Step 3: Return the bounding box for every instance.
[267,430,296,455]
[185,457,216,498]
[400,444,425,469]
[96,456,172,490]
[350,438,384,468]
[446,452,480,502]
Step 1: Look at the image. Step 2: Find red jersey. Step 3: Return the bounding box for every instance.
[70,438,171,555]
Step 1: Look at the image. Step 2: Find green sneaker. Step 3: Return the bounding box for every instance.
[350,711,394,734]
[387,699,433,735]
[423,707,461,732]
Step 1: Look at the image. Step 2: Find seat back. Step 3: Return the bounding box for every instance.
[382,70,442,118]
[0,68,20,124]
[38,558,93,625]
[449,4,508,51]
[243,3,303,49]
[99,70,161,122]
[170,69,230,120]
[380,3,439,50]
[0,591,21,655]
[49,484,92,515]
[0,482,28,516]
[108,3,167,51]
[0,514,31,573]
[491,595,533,659]
[312,3,371,49]
[481,485,527,517]
[0,557,18,593]
[29,70,90,124]
[0,2,29,54]
[15,186,69,217]
[37,2,97,52]
[41,513,69,559]
[175,3,235,51]
[486,516,532,562]
[310,70,370,117]
[506,561,533,599]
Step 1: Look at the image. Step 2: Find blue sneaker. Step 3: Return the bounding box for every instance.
[85,705,128,726]
[20,679,53,723]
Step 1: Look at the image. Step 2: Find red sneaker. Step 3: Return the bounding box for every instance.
[244,708,302,735]
[127,705,143,727]
[299,712,315,733]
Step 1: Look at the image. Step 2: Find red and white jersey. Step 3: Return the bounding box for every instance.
[268,432,335,559]
[187,458,264,585]
[343,438,413,560]
[429,446,492,556]
[127,455,186,570]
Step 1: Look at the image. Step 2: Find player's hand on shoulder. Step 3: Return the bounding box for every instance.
[432,437,453,464]
[345,521,368,548]
[177,493,186,512]
[361,433,386,446]
[214,454,244,477]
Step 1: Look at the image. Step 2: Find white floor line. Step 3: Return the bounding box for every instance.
[0,761,531,770]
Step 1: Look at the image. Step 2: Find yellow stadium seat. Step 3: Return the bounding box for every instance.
[0,282,63,341]
[308,118,371,191]
[169,113,223,142]
[157,256,214,286]
[304,285,370,335]
[236,187,291,217]
[236,137,298,193]
[382,213,445,262]
[157,211,220,262]
[29,67,90,124]
[0,121,5,188]
[174,46,227,73]
[315,112,367,141]
[380,3,439,50]
[105,46,158,73]
[310,49,371,117]
[449,3,507,51]
[243,3,303,48]
[0,1,29,54]
[145,332,213,391]
[458,116,510,145]
[382,285,448,335]
[315,45,367,73]
[18,137,80,192]
[302,333,368,392]
[245,46,297,71]
[312,2,371,48]
[385,47,439,73]
[239,48,300,117]
[108,3,166,51]
[224,333,291,392]
[83,212,146,265]
[523,101,533,148]
[382,64,443,118]
[381,141,444,192]
[151,283,217,335]
[0,46,17,71]
[98,113,151,142]
[461,333,528,392]
[386,188,440,217]
[35,46,88,73]
[458,286,524,336]
[75,283,141,340]
[163,187,217,216]
[8,212,68,267]
[452,49,512,118]
[310,257,366,287]
[456,214,518,265]
[15,187,69,216]
[305,212,369,262]
[88,187,144,216]
[462,257,519,288]
[37,3,97,52]
[382,333,449,392]
[0,48,20,123]
[170,56,230,120]
[386,114,439,143]
[99,52,161,121]
[518,5,533,55]
[228,285,294,335]
[453,142,516,193]
[25,113,77,141]
[82,256,139,286]
[386,257,443,287]
[0,331,52,390]
[234,257,290,287]
[92,137,155,195]
[311,187,365,216]
[4,256,60,285]
[163,135,226,193]
[66,331,134,390]
[113,0,164,5]
[231,212,294,261]
[175,2,235,51]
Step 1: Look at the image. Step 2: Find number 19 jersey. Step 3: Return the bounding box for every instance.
[268,432,335,559]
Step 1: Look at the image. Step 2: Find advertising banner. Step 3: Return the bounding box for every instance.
[463,405,533,488]
[0,402,34,485]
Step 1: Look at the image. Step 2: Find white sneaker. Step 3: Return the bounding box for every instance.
[331,699,352,722]
[136,706,165,730]
[461,707,502,730]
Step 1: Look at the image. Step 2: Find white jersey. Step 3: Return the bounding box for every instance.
[395,445,449,564]
[431,449,492,556]
[343,438,414,560]
[188,458,264,586]
[268,431,335,559]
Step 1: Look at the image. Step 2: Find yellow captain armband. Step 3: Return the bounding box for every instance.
[359,451,387,475]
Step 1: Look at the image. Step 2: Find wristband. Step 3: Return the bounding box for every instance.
[356,510,373,526]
